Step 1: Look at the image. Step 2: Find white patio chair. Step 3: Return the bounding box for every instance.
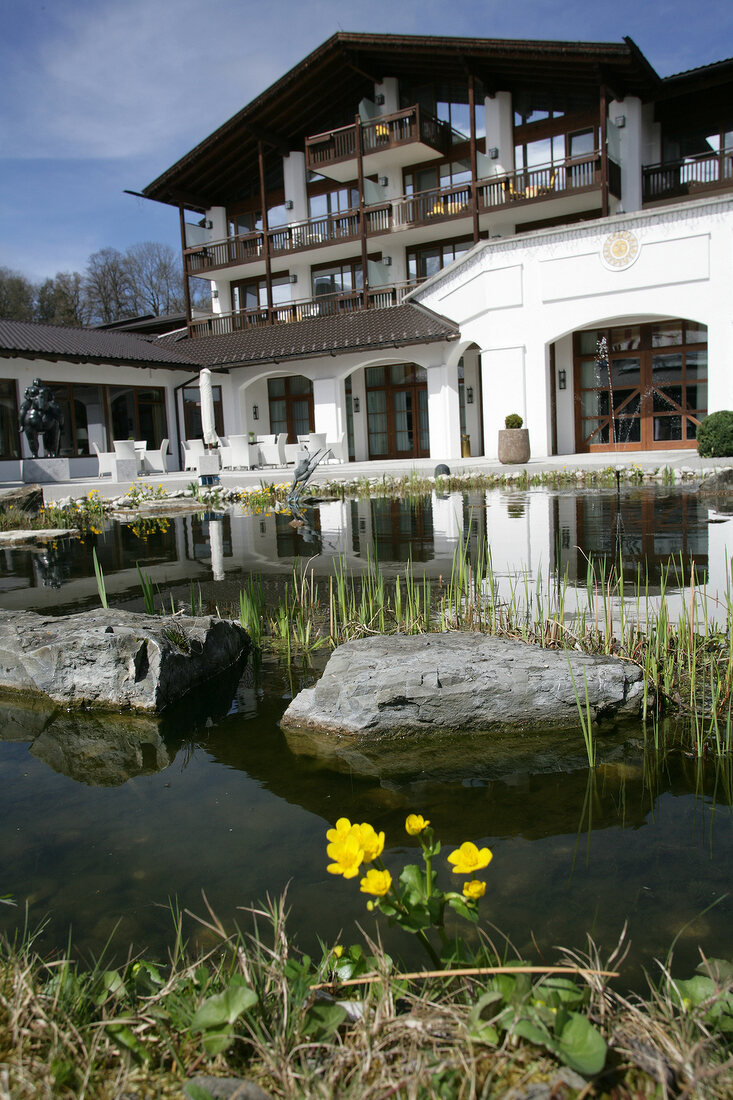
[255,434,276,446]
[143,438,169,475]
[258,434,287,467]
[114,439,143,474]
[93,441,115,477]
[325,432,348,463]
[227,434,256,468]
[181,438,205,470]
[217,435,234,469]
[306,432,327,452]
[284,442,301,464]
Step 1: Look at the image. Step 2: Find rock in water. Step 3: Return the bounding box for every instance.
[281,633,649,735]
[0,608,249,713]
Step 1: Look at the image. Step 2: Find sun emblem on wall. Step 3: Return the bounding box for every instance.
[601,230,640,270]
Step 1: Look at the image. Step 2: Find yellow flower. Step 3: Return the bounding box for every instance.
[405,814,430,836]
[326,833,364,878]
[332,944,344,958]
[354,822,385,862]
[462,879,486,900]
[360,869,392,897]
[447,841,493,875]
[326,817,355,844]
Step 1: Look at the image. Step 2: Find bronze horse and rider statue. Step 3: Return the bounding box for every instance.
[19,379,64,458]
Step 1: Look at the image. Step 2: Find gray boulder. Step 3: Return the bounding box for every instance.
[281,633,648,736]
[0,608,249,713]
[0,484,44,513]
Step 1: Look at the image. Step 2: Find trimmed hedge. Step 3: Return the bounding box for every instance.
[504,413,524,429]
[697,411,733,458]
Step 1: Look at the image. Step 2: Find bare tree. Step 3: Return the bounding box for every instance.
[84,248,134,324]
[125,241,186,316]
[36,272,89,326]
[0,267,37,321]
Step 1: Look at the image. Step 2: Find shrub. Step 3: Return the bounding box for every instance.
[504,413,523,430]
[697,411,733,457]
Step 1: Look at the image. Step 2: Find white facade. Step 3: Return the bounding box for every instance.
[412,196,733,458]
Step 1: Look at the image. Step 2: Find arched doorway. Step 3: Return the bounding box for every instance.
[573,318,707,450]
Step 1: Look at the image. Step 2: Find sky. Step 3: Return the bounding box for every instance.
[1,0,731,284]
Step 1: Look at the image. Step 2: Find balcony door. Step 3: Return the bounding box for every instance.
[574,320,707,450]
[365,364,430,459]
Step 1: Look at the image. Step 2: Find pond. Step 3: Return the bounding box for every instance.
[1,485,731,988]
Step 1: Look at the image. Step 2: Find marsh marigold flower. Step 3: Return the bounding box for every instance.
[326,833,364,878]
[360,869,392,896]
[447,841,493,875]
[405,814,430,836]
[462,879,486,900]
[326,817,355,844]
[354,822,385,862]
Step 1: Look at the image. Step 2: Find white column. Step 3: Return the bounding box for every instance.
[375,77,399,114]
[207,206,230,315]
[427,361,461,461]
[480,346,525,459]
[484,92,514,176]
[350,370,369,460]
[313,377,345,441]
[283,152,308,223]
[610,96,643,212]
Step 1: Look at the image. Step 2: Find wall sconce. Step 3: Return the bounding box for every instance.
[375,93,385,106]
[252,405,259,420]
[353,397,360,413]
[466,386,474,405]
[289,273,298,283]
[488,147,499,159]
[284,199,294,209]
[211,288,219,299]
[614,115,626,129]
[382,255,392,266]
[379,176,388,187]
[558,369,567,391]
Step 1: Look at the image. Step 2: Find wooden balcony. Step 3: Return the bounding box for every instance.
[642,150,733,204]
[477,152,616,212]
[305,105,450,182]
[183,154,619,278]
[188,284,413,338]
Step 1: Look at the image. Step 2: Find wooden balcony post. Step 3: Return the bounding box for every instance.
[468,73,480,244]
[356,112,370,307]
[258,140,274,323]
[178,204,193,337]
[600,84,609,217]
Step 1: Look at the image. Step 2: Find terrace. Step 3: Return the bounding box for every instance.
[642,148,733,204]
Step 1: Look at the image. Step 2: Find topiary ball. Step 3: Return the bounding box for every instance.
[504,413,523,430]
[434,464,451,477]
[697,411,733,458]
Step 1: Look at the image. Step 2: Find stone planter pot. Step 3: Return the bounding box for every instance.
[497,428,530,464]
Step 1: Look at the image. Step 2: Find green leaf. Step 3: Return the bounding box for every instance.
[184,1084,218,1100]
[191,983,258,1032]
[200,1024,236,1057]
[536,976,585,1008]
[446,895,479,923]
[399,863,426,903]
[303,1001,347,1040]
[696,958,733,983]
[555,1011,608,1077]
[106,1022,150,1063]
[673,975,716,1009]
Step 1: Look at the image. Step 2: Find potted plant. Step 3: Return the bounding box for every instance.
[498,413,530,464]
[248,430,256,444]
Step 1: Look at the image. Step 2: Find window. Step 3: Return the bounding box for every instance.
[183,385,224,440]
[407,238,472,283]
[311,260,363,303]
[108,386,167,449]
[404,159,472,196]
[0,380,20,459]
[232,274,292,314]
[514,111,599,174]
[308,186,359,219]
[410,83,472,139]
[228,211,262,237]
[267,376,313,443]
[49,383,107,457]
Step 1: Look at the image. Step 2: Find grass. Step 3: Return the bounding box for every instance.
[230,539,733,759]
[0,898,731,1099]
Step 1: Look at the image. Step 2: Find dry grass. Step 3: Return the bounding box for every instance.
[1,900,731,1100]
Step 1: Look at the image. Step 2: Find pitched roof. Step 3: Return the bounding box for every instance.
[143,32,660,210]
[158,304,459,368]
[0,318,198,369]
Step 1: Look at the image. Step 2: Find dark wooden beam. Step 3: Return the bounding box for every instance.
[355,114,369,305]
[258,141,274,322]
[178,205,193,337]
[468,72,480,245]
[600,84,609,218]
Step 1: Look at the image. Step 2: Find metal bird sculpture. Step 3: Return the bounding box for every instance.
[287,446,332,508]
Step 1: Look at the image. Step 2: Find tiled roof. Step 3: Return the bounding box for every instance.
[158,304,459,369]
[0,318,198,368]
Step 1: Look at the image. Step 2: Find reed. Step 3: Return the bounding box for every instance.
[92,546,107,609]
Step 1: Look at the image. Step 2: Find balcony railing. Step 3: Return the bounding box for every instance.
[642,150,733,204]
[305,104,450,172]
[188,284,414,338]
[183,154,618,277]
